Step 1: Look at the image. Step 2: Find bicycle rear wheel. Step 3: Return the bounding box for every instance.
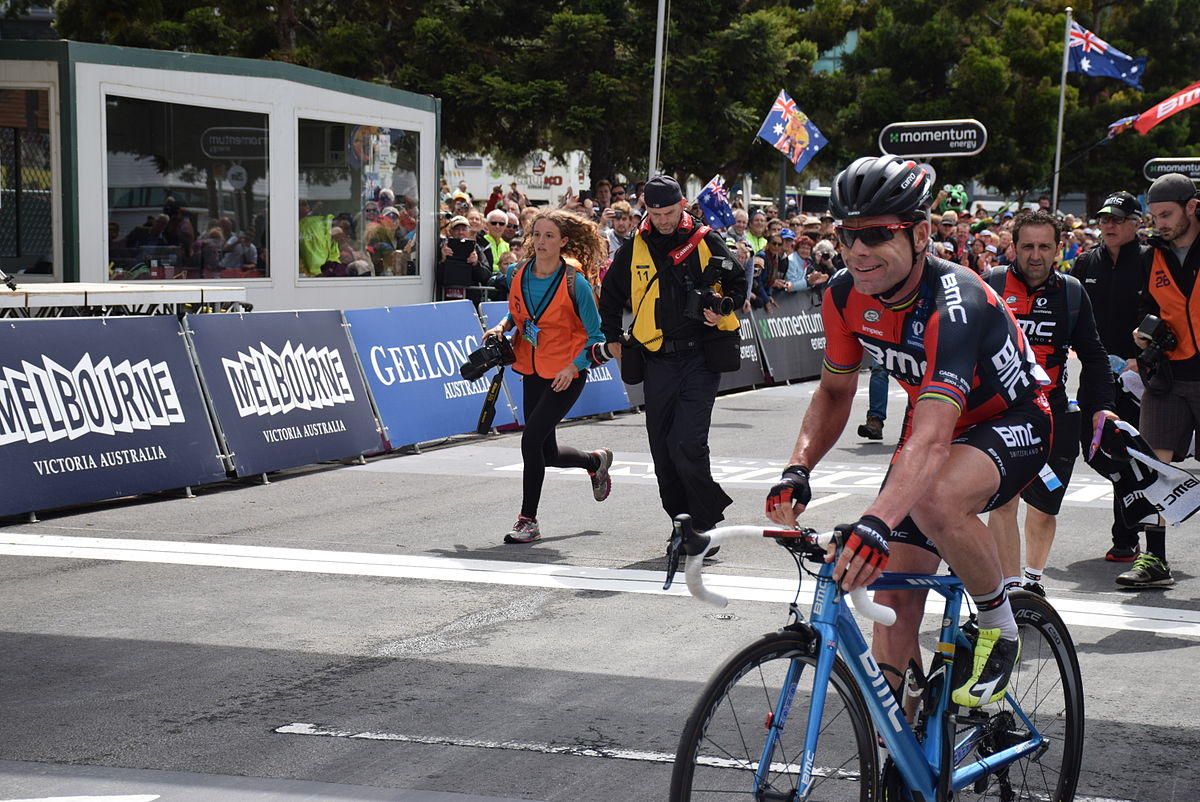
[670,630,878,801]
[953,590,1084,801]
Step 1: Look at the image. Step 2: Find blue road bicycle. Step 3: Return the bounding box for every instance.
[664,517,1084,802]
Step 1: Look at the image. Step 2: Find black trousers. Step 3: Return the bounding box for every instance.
[642,349,733,531]
[519,372,595,519]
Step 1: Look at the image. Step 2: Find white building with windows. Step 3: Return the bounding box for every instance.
[0,40,441,310]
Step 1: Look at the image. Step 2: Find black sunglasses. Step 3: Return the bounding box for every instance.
[836,221,917,248]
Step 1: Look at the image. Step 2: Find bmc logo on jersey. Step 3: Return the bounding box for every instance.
[994,423,1043,448]
[861,340,926,384]
[1017,318,1056,339]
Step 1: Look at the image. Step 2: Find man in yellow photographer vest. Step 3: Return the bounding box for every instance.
[599,176,747,551]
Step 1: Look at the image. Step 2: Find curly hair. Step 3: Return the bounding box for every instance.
[527,208,607,280]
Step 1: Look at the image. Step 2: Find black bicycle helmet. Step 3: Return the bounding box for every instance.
[830,156,932,221]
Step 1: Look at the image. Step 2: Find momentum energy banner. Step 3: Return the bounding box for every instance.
[0,316,226,516]
[346,301,516,447]
[753,290,827,383]
[186,311,381,476]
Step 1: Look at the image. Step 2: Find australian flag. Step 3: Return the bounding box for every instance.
[1068,22,1146,90]
[696,175,736,230]
[756,90,828,174]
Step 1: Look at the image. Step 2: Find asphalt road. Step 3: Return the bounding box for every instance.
[2,372,1199,802]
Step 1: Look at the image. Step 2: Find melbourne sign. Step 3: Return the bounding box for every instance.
[0,316,226,517]
[186,311,382,476]
[879,119,988,159]
[1143,158,1200,182]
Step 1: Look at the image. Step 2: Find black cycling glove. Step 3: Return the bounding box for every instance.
[766,465,812,515]
[834,514,891,573]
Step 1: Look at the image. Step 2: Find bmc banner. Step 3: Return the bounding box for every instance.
[346,301,516,447]
[186,311,381,476]
[480,300,630,423]
[0,316,226,516]
[753,289,827,383]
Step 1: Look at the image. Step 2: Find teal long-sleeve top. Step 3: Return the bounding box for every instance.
[504,261,604,372]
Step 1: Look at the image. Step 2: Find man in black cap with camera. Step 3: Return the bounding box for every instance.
[600,175,747,550]
[1070,190,1152,563]
[1120,172,1200,587]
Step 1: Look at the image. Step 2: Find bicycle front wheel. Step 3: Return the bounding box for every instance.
[954,590,1085,802]
[670,630,878,801]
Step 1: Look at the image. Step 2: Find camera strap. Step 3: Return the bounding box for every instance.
[476,365,506,434]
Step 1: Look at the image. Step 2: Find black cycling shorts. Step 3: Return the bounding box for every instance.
[885,398,1053,555]
[1020,408,1081,516]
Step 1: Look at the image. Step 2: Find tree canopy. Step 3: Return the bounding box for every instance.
[47,0,1199,202]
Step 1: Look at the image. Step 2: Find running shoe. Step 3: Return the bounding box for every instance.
[952,627,1020,708]
[1115,553,1175,587]
[589,448,613,501]
[1105,544,1141,562]
[504,515,541,544]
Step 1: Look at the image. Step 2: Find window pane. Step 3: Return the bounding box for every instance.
[0,88,53,276]
[105,95,269,280]
[298,119,420,278]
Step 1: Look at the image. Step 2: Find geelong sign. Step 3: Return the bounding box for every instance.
[346,301,517,447]
[0,316,226,516]
[879,119,988,158]
[1143,158,1200,182]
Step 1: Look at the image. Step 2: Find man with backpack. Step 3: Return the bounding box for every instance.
[984,209,1117,595]
[599,176,747,552]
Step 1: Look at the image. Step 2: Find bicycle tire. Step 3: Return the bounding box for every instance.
[670,630,879,801]
[952,590,1084,802]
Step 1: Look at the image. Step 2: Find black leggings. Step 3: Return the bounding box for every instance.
[519,372,597,519]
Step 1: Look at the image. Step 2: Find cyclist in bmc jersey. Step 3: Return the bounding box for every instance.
[765,156,1052,708]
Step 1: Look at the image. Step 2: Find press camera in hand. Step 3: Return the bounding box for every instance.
[1137,314,1177,366]
[684,255,737,321]
[459,334,516,382]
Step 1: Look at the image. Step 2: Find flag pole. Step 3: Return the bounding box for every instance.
[647,0,667,177]
[1052,7,1073,213]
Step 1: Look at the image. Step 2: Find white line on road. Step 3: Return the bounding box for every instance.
[3,533,1199,637]
[275,723,1133,802]
[2,796,160,801]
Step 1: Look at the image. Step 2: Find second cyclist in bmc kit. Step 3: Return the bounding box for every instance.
[765,155,1052,708]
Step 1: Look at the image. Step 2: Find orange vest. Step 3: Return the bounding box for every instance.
[1147,248,1200,362]
[509,260,589,378]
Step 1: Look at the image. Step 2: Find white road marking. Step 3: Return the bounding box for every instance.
[2,797,160,801]
[3,533,1200,638]
[349,447,1116,506]
[274,723,1134,801]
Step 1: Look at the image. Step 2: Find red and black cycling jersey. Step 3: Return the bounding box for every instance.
[985,266,1114,416]
[823,254,1048,437]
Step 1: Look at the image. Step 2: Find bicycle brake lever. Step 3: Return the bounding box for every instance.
[663,530,683,591]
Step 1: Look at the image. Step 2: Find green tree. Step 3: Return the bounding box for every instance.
[46,0,1198,202]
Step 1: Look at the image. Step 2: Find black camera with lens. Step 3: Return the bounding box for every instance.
[1136,314,1178,392]
[684,256,737,321]
[459,334,516,382]
[1137,315,1177,364]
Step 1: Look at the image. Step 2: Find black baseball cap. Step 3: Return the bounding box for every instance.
[1147,173,1198,204]
[1095,191,1141,219]
[642,175,684,208]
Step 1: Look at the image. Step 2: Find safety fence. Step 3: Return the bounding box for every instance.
[1,290,827,518]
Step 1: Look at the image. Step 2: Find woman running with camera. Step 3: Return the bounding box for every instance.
[483,208,614,544]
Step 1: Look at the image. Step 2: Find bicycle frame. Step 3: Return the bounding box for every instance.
[777,562,1049,801]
